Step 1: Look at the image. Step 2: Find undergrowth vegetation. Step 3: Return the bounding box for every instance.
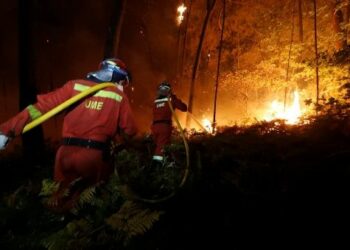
[1,97,350,249]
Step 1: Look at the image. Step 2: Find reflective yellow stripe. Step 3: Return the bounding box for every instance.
[74,84,90,92]
[95,90,122,102]
[74,83,122,102]
[26,105,42,120]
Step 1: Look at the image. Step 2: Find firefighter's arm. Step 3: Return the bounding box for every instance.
[117,95,138,140]
[33,81,74,115]
[0,81,74,141]
[171,94,188,112]
[112,96,138,152]
[0,104,40,149]
[0,109,31,138]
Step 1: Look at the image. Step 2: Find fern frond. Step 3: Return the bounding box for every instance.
[41,230,70,250]
[106,201,164,243]
[41,219,93,250]
[39,179,60,197]
[78,186,96,205]
[70,186,97,213]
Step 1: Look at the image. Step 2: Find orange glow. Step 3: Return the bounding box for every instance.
[177,4,187,25]
[264,90,302,124]
[202,118,213,133]
[184,90,311,134]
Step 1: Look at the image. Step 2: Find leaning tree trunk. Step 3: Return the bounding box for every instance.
[186,0,216,128]
[104,0,126,58]
[18,0,44,162]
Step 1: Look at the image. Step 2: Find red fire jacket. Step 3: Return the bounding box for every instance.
[0,79,137,141]
[151,94,187,157]
[0,79,137,211]
[152,94,187,123]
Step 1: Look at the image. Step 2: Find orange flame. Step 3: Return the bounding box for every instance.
[264,90,302,124]
[202,118,213,133]
[177,4,187,25]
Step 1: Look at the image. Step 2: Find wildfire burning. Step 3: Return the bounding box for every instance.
[264,90,302,124]
[186,90,306,134]
[202,118,213,133]
[176,4,187,25]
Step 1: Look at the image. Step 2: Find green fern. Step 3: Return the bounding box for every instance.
[78,186,96,205]
[41,229,71,250]
[39,179,72,209]
[39,179,60,197]
[71,185,109,214]
[106,200,164,243]
[41,219,93,250]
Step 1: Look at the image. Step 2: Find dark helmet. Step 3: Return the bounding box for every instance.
[87,58,131,84]
[158,81,171,97]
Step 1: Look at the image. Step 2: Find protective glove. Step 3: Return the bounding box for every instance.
[0,134,9,150]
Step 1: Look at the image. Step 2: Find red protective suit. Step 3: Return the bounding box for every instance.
[151,94,187,160]
[0,79,137,187]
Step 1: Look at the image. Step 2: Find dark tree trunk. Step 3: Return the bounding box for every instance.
[104,0,126,58]
[344,0,350,44]
[186,0,216,128]
[313,0,319,107]
[284,0,296,111]
[18,0,44,161]
[178,0,193,78]
[212,0,226,132]
[333,0,347,51]
[298,0,303,42]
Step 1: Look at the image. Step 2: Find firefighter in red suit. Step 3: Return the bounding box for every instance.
[0,58,137,209]
[151,81,187,164]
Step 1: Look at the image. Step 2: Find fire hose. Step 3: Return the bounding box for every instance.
[22,83,116,134]
[22,83,191,203]
[167,99,189,188]
[125,99,190,204]
[137,102,212,202]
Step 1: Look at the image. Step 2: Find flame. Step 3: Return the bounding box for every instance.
[264,90,302,124]
[202,118,213,133]
[177,4,187,25]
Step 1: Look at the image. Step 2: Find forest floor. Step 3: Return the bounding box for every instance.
[1,112,350,249]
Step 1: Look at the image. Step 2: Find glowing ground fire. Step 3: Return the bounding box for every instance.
[264,90,302,124]
[201,118,213,133]
[187,90,306,134]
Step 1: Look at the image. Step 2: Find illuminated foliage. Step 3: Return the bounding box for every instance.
[182,0,350,123]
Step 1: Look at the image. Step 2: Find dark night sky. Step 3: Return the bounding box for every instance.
[0,0,184,143]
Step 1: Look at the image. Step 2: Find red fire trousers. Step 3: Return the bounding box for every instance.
[151,123,172,158]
